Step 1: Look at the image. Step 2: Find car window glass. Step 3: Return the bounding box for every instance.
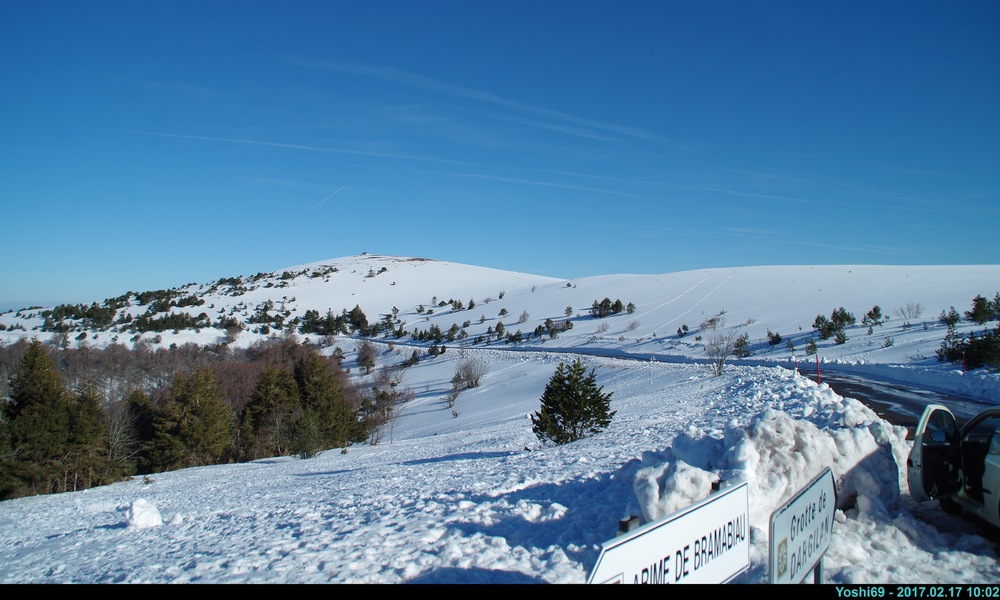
[927,410,956,437]
[990,430,1000,456]
[965,416,999,445]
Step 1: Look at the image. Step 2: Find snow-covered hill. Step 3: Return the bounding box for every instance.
[3,255,998,399]
[1,256,995,360]
[1,255,999,584]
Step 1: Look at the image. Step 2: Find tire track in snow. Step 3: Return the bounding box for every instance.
[636,271,737,335]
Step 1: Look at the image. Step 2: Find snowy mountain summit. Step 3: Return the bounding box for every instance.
[3,255,997,371]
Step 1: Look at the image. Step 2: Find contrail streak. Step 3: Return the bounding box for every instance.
[307,187,345,212]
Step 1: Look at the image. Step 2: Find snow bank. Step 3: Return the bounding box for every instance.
[622,372,917,583]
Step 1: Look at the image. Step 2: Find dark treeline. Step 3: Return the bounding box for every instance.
[0,336,403,500]
[936,293,1000,370]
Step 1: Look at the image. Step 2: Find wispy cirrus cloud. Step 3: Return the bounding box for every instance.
[294,58,668,144]
[130,130,669,201]
[129,130,489,168]
[447,171,669,202]
[618,222,933,258]
[698,186,830,206]
[134,129,847,211]
[130,130,670,191]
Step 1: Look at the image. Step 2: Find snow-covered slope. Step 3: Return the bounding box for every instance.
[3,256,998,396]
[1,255,999,584]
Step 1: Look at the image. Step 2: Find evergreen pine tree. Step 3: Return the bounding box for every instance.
[734,332,752,357]
[0,412,11,461]
[125,389,158,475]
[6,339,67,421]
[143,401,186,473]
[531,359,615,445]
[357,341,377,374]
[65,382,120,491]
[936,317,966,363]
[942,306,961,327]
[348,305,369,333]
[3,339,74,497]
[240,368,299,460]
[0,340,121,497]
[294,352,362,451]
[288,407,323,459]
[145,367,234,472]
[967,295,992,325]
[0,410,17,499]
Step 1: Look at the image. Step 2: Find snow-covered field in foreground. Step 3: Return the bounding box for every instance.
[0,256,998,583]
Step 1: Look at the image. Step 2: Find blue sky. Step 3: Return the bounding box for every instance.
[2,1,998,311]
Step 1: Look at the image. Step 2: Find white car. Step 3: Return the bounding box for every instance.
[907,403,1000,529]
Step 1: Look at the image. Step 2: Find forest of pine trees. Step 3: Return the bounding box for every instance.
[0,336,395,500]
[1,339,128,498]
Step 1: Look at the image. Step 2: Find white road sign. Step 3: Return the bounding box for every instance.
[588,480,750,584]
[768,467,837,584]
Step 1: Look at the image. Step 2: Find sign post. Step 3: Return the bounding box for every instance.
[768,467,837,584]
[588,479,750,584]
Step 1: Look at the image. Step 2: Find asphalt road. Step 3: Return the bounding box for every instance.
[800,369,1000,543]
[800,369,996,437]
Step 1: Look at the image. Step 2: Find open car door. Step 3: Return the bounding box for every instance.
[907,404,961,502]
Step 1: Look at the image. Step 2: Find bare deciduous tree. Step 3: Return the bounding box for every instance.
[105,397,140,466]
[453,353,488,389]
[365,385,410,446]
[700,313,726,332]
[374,364,405,389]
[894,302,924,328]
[704,331,738,376]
